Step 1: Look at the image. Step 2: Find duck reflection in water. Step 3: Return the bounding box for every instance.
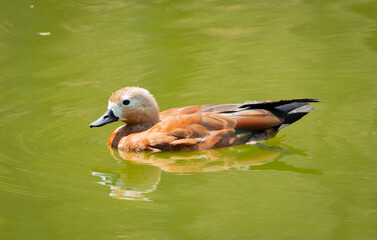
[91,144,321,201]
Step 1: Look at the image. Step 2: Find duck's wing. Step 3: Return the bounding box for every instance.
[126,109,283,151]
[160,99,320,130]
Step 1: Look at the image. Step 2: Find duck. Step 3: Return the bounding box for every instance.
[90,87,319,152]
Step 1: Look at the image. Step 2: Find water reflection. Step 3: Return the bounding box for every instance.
[92,163,160,201]
[92,144,321,201]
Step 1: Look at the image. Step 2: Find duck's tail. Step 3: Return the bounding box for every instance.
[238,99,320,144]
[276,103,316,130]
[239,98,320,130]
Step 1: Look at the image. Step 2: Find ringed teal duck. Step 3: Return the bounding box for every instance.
[90,87,319,152]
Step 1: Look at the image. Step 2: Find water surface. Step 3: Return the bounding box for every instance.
[0,0,376,239]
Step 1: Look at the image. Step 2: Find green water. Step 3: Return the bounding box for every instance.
[1,0,376,239]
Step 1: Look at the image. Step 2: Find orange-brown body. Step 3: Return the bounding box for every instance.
[108,104,300,151]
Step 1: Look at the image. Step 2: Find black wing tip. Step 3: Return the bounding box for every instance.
[291,98,321,103]
[263,98,321,103]
[240,98,321,109]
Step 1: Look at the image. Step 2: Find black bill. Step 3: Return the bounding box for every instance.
[90,109,119,128]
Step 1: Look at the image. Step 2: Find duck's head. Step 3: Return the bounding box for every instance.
[90,87,160,128]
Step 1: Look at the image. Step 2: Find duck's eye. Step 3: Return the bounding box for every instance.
[122,99,130,106]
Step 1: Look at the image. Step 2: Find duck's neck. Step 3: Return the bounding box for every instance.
[123,106,160,126]
[108,122,157,148]
[128,122,157,132]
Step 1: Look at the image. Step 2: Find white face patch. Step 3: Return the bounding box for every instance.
[108,101,123,120]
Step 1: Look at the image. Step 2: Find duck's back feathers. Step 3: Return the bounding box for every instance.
[160,98,320,131]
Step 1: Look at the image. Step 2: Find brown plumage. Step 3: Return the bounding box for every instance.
[90,87,319,152]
